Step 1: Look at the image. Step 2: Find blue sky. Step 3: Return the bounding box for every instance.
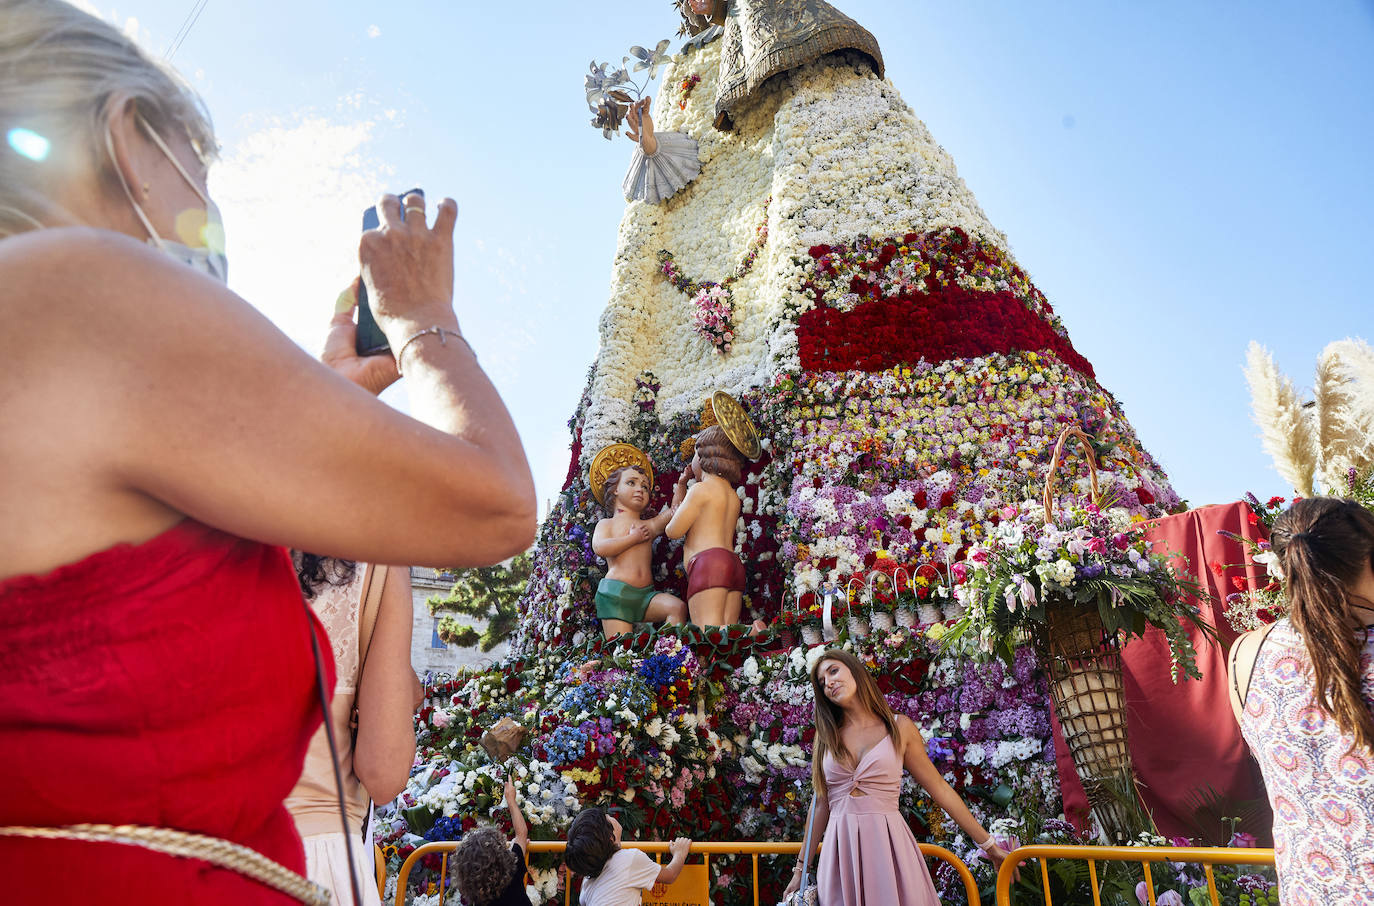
[95,0,1374,513]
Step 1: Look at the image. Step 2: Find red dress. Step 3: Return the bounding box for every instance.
[0,520,333,904]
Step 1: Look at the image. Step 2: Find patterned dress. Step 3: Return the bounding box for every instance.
[1238,618,1374,904]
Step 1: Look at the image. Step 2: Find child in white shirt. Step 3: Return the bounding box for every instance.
[564,807,691,906]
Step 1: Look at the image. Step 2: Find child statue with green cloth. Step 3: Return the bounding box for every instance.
[589,444,688,638]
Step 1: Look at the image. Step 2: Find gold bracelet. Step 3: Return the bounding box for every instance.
[395,326,473,376]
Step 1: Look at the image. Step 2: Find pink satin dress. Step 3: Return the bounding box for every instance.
[817,735,941,906]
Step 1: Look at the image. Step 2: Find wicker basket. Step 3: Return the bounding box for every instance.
[1034,427,1149,843]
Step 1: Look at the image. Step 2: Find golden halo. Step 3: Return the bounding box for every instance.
[711,390,762,461]
[589,443,655,505]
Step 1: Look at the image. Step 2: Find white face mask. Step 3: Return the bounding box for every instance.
[106,118,228,284]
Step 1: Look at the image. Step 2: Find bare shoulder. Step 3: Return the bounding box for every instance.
[1,227,142,314]
[893,713,919,745]
[1,227,247,340]
[1228,626,1273,674]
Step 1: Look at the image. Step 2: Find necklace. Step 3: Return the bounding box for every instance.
[656,196,770,355]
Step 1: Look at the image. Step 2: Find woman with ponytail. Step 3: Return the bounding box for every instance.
[1228,496,1374,903]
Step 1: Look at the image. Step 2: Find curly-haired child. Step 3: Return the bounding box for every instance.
[452,777,534,906]
[564,807,691,905]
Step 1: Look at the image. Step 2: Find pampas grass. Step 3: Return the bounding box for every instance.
[1245,341,1317,496]
[1246,337,1374,496]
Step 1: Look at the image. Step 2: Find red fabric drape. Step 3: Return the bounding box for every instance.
[1050,501,1274,842]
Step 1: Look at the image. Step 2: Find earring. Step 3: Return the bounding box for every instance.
[141,183,150,197]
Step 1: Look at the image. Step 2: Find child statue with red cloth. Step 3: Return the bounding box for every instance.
[666,392,768,631]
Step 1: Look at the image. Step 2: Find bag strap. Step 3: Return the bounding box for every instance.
[356,563,387,684]
[798,794,819,889]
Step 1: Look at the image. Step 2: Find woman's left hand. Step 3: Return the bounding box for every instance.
[321,284,400,396]
[985,841,1020,883]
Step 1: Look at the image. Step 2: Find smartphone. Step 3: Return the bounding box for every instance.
[355,188,424,356]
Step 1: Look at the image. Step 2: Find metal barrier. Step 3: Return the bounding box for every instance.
[395,839,981,906]
[993,844,1277,906]
[375,844,387,899]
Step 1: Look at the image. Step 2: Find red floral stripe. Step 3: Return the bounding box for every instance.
[796,284,1095,378]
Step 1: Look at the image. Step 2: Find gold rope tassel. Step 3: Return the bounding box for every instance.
[0,824,331,906]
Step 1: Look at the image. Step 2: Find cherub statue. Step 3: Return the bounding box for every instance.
[664,393,767,630]
[589,445,688,638]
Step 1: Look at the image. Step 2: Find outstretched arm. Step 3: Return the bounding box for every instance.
[5,200,536,573]
[647,506,675,535]
[897,716,1014,874]
[655,837,692,885]
[664,471,700,540]
[504,777,529,853]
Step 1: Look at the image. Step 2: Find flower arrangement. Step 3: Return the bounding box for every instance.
[949,497,1207,681]
[656,197,771,354]
[583,39,673,139]
[676,72,701,109]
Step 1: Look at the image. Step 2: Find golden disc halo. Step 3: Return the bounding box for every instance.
[711,390,762,461]
[589,443,655,505]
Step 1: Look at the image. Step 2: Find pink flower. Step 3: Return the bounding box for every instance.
[951,562,968,582]
[1229,830,1257,848]
[1135,883,1184,906]
[1112,533,1130,551]
[1088,536,1106,554]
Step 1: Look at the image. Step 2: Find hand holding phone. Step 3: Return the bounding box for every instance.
[355,188,438,357]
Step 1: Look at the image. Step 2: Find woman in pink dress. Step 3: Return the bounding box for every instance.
[1228,497,1374,905]
[784,649,1014,905]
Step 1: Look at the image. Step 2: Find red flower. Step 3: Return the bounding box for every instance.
[1267,496,1285,507]
[1231,576,1247,591]
[1136,487,1155,505]
[796,279,1094,378]
[1247,512,1259,526]
[1209,561,1225,578]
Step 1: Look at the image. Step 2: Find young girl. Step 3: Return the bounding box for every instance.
[564,807,691,905]
[452,778,534,906]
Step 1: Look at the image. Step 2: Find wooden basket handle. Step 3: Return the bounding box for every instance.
[1042,427,1101,522]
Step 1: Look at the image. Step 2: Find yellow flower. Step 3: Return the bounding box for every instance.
[925,623,948,642]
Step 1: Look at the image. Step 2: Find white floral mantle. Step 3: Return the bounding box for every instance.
[581,39,1006,463]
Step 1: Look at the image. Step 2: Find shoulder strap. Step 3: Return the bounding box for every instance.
[1231,621,1280,708]
[798,794,819,888]
[356,564,387,680]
